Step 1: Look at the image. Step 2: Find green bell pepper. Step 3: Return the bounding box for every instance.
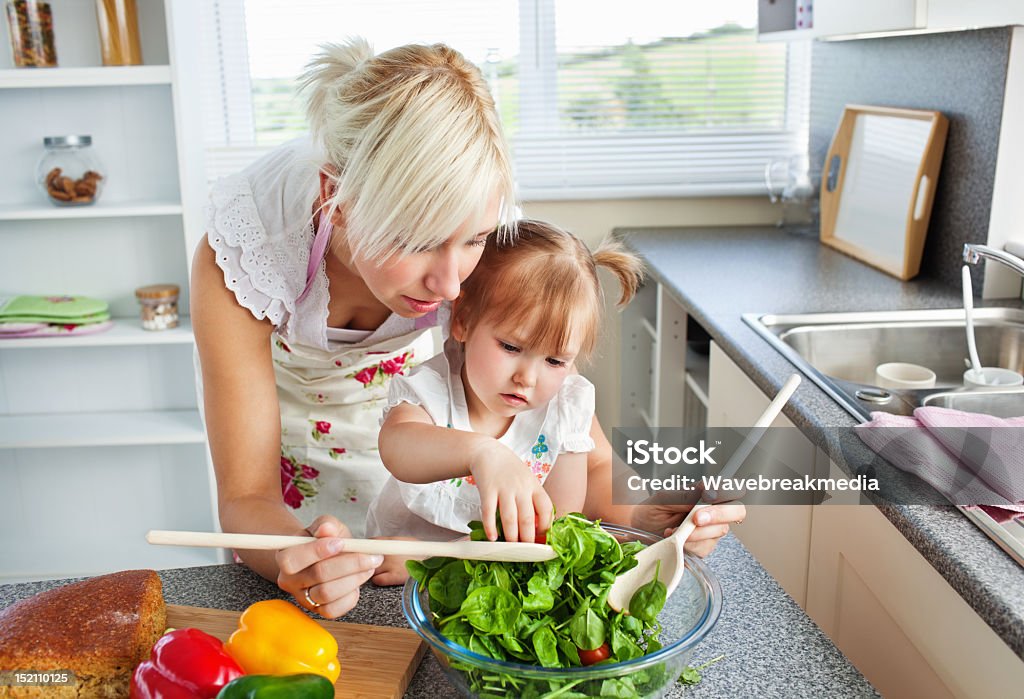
[215,673,334,699]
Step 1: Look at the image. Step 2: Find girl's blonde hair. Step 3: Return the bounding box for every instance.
[454,220,644,362]
[300,38,517,260]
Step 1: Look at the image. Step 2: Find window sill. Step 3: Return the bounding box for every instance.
[517,182,767,201]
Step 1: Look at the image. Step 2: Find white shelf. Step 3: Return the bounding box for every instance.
[0,409,205,448]
[684,372,711,409]
[0,65,172,89]
[0,200,183,221]
[639,408,655,430]
[0,1,219,587]
[0,318,193,349]
[640,317,658,341]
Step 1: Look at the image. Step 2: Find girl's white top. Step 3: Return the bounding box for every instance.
[365,339,596,540]
[204,136,431,350]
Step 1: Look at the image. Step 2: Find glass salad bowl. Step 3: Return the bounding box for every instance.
[402,523,722,699]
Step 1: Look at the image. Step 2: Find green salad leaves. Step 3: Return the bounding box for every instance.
[677,654,726,686]
[407,514,673,698]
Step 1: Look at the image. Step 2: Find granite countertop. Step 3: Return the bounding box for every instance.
[0,536,877,698]
[619,225,1024,660]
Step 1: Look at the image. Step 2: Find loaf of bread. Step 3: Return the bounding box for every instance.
[0,569,166,698]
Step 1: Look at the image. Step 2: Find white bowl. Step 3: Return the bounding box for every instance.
[875,362,937,390]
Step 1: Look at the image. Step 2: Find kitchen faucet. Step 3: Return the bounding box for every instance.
[962,243,1024,277]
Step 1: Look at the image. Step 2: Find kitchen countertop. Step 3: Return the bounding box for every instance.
[0,535,876,698]
[619,225,1024,660]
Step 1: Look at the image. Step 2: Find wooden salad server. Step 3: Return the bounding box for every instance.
[607,373,802,612]
[146,530,557,562]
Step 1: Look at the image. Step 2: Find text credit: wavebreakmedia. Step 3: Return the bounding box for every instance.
[608,426,954,506]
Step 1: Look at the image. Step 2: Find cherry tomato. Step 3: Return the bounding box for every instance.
[535,531,547,545]
[578,642,611,665]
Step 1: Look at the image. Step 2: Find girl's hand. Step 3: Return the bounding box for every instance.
[275,515,384,619]
[370,536,419,587]
[470,440,554,543]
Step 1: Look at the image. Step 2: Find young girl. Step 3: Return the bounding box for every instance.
[367,220,644,550]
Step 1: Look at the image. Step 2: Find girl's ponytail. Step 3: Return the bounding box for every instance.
[300,38,375,143]
[593,239,645,307]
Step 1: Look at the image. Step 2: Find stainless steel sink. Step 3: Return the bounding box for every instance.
[743,307,1024,566]
[743,308,1024,422]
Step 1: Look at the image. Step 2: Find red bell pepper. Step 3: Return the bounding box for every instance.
[131,628,245,699]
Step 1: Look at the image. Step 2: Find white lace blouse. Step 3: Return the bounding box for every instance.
[204,136,429,350]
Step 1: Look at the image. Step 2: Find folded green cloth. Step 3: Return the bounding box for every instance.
[0,295,109,322]
[0,311,110,323]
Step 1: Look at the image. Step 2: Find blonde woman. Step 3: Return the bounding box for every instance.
[192,39,744,618]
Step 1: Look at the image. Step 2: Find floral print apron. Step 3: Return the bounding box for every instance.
[272,326,435,537]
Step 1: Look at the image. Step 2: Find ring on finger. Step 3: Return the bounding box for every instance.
[303,586,321,609]
[734,519,743,525]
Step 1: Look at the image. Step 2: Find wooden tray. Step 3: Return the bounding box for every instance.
[167,605,427,699]
[819,104,949,280]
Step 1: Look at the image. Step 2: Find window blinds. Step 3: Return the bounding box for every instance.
[199,0,810,198]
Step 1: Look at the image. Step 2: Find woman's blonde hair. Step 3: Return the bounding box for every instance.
[300,38,517,260]
[454,220,645,362]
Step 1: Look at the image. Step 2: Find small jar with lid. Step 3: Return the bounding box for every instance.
[135,284,179,331]
[36,135,105,206]
[5,0,58,67]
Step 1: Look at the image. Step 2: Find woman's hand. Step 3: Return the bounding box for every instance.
[470,440,553,543]
[631,498,746,558]
[275,515,383,619]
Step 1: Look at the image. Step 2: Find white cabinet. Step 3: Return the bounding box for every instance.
[759,0,1024,41]
[806,502,1024,698]
[813,0,924,37]
[927,0,1024,32]
[707,341,816,607]
[0,0,217,582]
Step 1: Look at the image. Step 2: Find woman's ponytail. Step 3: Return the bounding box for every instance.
[593,239,645,307]
[299,38,375,143]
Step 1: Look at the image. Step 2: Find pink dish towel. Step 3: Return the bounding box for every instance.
[855,406,1024,523]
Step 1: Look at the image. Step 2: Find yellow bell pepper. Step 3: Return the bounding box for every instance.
[224,599,341,683]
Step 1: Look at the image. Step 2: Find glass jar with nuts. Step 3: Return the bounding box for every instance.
[36,135,105,206]
[135,284,180,331]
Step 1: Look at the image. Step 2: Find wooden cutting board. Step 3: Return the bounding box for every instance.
[166,604,427,699]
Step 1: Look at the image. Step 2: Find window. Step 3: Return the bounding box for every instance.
[200,0,809,198]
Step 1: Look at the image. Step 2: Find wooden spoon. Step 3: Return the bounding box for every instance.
[607,373,802,612]
[146,530,556,562]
